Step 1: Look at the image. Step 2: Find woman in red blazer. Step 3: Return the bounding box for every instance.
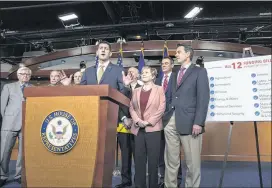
[129,66,166,188]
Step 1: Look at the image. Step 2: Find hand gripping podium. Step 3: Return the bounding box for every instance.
[21,85,130,187]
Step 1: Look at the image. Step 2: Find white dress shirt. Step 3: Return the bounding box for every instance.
[96,60,110,76]
[177,62,192,79]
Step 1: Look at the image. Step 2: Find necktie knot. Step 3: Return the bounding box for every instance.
[180,67,186,72]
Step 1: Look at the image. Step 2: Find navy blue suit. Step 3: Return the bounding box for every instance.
[155,72,182,185]
[80,62,129,120]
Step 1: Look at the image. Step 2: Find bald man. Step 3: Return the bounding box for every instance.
[116,67,143,188]
[48,70,72,86]
[73,71,83,85]
[48,70,61,86]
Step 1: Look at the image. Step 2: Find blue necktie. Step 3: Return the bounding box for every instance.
[21,84,25,93]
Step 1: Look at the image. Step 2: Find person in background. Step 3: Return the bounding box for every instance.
[129,66,166,188]
[48,70,72,86]
[73,71,83,85]
[155,57,182,188]
[48,70,61,86]
[0,67,33,187]
[115,67,143,188]
[163,44,210,188]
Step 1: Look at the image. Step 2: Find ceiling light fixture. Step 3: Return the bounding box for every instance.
[184,7,203,19]
[58,13,78,21]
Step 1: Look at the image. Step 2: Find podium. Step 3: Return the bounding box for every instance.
[21,85,130,187]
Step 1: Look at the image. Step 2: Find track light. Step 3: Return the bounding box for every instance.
[58,13,80,28]
[184,7,203,19]
[58,13,78,21]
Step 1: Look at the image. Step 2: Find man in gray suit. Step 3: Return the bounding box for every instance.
[164,44,210,188]
[0,66,32,186]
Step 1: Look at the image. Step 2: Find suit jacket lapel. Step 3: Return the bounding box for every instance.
[93,66,98,83]
[144,85,157,113]
[99,62,113,84]
[16,82,24,99]
[165,73,173,94]
[136,86,142,113]
[176,64,194,90]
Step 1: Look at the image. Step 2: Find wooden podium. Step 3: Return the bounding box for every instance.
[22,85,130,187]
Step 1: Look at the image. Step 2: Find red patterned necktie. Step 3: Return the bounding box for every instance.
[163,75,168,92]
[177,67,186,87]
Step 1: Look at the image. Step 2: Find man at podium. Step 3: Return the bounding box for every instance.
[80,40,131,130]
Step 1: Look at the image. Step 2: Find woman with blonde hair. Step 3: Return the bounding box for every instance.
[129,66,166,188]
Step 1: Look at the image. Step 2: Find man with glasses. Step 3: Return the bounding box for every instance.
[0,67,32,187]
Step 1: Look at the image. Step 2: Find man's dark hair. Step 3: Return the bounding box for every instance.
[97,41,112,51]
[161,57,174,65]
[177,44,194,61]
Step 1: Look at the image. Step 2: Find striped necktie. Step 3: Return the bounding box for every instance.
[177,67,186,87]
[163,75,168,92]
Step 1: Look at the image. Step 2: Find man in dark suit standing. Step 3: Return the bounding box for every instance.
[80,41,131,125]
[164,44,210,188]
[155,57,182,188]
[115,67,143,188]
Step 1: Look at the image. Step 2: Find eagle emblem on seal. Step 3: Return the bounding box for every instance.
[50,120,68,140]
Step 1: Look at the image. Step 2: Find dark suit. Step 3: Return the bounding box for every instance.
[155,73,182,185]
[164,64,210,188]
[164,64,210,134]
[117,82,142,185]
[80,62,129,120]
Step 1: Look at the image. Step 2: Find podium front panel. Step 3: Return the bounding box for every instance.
[24,96,99,187]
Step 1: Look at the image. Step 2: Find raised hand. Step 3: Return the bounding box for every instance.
[122,71,134,86]
[59,70,72,86]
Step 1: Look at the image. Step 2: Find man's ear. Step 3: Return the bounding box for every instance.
[186,51,190,59]
[96,51,99,56]
[109,52,112,58]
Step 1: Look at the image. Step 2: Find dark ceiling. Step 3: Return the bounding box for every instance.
[0,1,271,30]
[0,1,271,62]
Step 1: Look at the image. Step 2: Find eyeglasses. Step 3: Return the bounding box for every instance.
[18,73,31,76]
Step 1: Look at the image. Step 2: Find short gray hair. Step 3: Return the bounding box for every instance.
[17,67,32,75]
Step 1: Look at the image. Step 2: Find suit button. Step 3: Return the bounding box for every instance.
[176,97,178,99]
[172,106,174,109]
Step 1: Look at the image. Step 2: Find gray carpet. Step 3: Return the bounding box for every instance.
[3,160,272,187]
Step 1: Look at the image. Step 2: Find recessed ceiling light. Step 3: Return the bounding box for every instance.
[259,12,271,16]
[58,13,78,21]
[184,7,203,19]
